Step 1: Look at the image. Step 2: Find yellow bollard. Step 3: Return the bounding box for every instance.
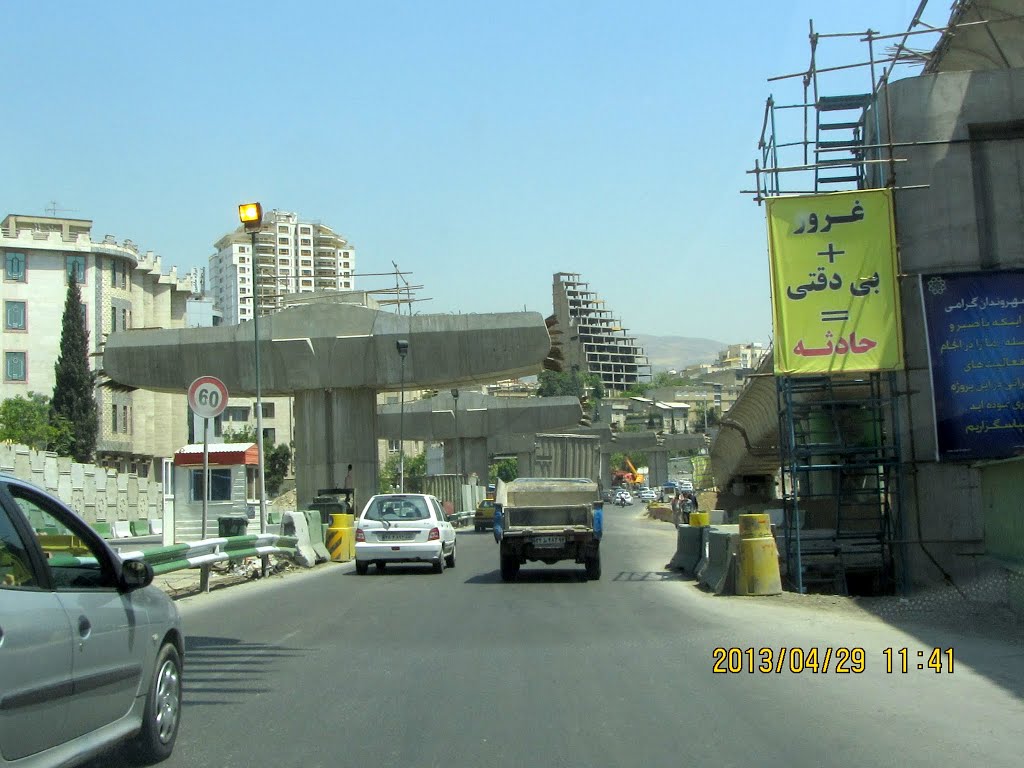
[736,513,782,595]
[689,511,710,528]
[326,513,353,562]
[338,513,355,559]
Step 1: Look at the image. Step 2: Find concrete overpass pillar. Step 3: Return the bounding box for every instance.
[293,388,378,511]
[461,437,489,484]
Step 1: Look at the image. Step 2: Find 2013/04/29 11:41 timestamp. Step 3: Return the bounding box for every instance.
[884,648,954,673]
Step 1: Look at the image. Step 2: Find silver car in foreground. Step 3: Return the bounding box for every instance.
[0,475,184,767]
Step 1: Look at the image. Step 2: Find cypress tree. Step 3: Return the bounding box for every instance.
[51,275,98,462]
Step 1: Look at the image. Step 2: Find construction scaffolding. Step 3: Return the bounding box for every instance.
[746,4,957,595]
[776,373,902,595]
[746,2,972,202]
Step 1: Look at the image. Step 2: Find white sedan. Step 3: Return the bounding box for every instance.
[355,493,457,574]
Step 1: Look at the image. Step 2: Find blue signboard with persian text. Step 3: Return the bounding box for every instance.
[920,270,1024,461]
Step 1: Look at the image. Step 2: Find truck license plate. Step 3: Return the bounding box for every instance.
[533,536,564,548]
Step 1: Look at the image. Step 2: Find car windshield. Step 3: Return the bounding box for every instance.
[363,496,430,522]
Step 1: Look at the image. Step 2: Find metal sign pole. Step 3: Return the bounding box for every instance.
[202,418,210,540]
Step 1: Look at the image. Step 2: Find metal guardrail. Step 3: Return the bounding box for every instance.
[35,534,303,593]
[116,533,299,575]
[52,534,297,571]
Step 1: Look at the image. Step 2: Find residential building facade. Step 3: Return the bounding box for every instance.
[0,213,194,479]
[209,210,356,324]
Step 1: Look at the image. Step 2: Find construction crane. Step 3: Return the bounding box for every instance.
[625,456,645,486]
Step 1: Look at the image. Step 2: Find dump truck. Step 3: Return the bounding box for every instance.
[492,477,603,582]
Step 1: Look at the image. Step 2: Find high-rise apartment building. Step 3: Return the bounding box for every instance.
[548,272,651,394]
[209,210,356,323]
[0,213,195,479]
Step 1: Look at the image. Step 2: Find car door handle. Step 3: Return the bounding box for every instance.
[77,616,91,639]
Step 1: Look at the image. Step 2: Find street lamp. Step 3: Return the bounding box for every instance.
[238,202,268,546]
[451,388,460,477]
[396,339,409,492]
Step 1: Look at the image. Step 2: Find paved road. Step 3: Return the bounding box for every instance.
[122,509,1024,767]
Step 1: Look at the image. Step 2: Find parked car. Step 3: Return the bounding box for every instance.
[614,489,634,506]
[474,498,496,531]
[679,479,694,492]
[638,488,658,502]
[355,493,456,574]
[0,474,184,767]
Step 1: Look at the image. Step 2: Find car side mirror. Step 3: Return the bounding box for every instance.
[120,558,155,591]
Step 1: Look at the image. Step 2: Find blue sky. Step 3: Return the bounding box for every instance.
[3,1,952,344]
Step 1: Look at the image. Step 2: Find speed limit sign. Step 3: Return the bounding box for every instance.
[187,376,229,419]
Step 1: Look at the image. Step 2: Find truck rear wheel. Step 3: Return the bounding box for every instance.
[500,555,519,582]
[584,553,601,580]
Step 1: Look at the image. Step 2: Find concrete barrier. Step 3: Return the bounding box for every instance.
[697,525,740,595]
[302,510,332,563]
[668,525,707,576]
[282,511,319,567]
[111,520,133,539]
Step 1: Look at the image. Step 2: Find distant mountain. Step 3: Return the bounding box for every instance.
[633,334,726,373]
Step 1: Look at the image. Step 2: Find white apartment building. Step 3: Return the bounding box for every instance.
[0,213,195,479]
[209,210,356,324]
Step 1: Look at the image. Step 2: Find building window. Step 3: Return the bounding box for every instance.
[65,255,86,284]
[111,306,118,332]
[122,405,129,434]
[122,308,128,329]
[263,427,276,444]
[111,404,118,431]
[4,352,26,381]
[226,406,250,422]
[388,439,400,453]
[4,252,26,282]
[191,468,233,502]
[111,259,118,286]
[4,301,26,330]
[246,465,263,501]
[261,403,275,418]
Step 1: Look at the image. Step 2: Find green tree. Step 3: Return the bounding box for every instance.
[651,371,687,388]
[0,393,74,452]
[51,276,97,463]
[378,449,427,493]
[489,457,518,484]
[538,370,584,398]
[265,443,292,496]
[692,403,721,431]
[222,424,257,443]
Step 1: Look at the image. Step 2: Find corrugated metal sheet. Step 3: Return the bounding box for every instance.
[709,351,780,485]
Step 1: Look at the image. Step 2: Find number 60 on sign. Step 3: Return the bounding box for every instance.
[187,376,229,419]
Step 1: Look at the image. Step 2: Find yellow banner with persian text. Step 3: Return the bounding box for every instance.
[766,189,904,375]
